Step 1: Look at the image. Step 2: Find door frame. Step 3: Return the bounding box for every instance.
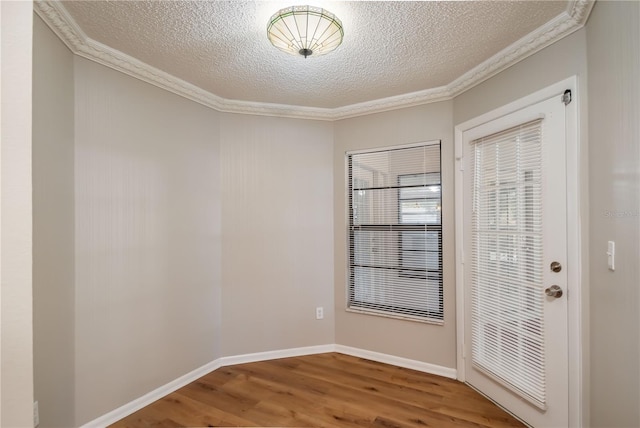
[454,76,584,426]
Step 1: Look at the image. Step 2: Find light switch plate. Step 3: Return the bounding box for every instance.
[607,241,615,271]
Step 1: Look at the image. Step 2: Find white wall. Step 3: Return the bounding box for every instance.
[33,14,76,428]
[587,2,640,426]
[220,113,335,356]
[334,102,456,368]
[0,1,34,426]
[73,58,222,425]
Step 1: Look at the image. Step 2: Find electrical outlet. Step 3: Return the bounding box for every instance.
[34,400,39,427]
[315,307,324,320]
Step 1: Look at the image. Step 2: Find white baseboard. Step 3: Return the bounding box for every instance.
[79,359,222,427]
[80,343,456,427]
[217,344,336,367]
[79,344,333,427]
[335,344,457,379]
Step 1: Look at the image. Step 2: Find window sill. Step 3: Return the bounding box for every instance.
[346,307,444,326]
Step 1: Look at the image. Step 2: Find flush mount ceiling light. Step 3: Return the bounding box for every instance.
[267,5,344,58]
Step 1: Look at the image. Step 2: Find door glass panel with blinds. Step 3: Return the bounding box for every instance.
[347,142,442,322]
[470,119,546,408]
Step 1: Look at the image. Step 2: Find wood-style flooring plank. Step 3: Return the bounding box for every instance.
[110,353,525,428]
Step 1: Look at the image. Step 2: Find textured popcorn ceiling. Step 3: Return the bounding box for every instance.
[62,1,568,109]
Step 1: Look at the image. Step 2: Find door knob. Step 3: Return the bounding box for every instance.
[545,285,563,298]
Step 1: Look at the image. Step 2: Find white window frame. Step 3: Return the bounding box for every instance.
[345,140,443,324]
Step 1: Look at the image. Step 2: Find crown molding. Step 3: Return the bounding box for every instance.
[447,0,594,97]
[34,0,594,121]
[331,85,453,120]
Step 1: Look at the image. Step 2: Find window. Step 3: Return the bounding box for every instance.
[470,119,546,407]
[347,142,443,322]
[398,173,441,280]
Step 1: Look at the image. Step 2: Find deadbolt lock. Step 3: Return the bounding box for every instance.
[550,261,562,273]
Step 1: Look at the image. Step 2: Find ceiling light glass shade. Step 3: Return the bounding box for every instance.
[267,5,344,58]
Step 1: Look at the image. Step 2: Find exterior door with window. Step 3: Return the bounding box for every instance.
[460,96,569,427]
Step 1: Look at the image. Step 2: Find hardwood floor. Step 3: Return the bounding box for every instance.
[111,353,525,428]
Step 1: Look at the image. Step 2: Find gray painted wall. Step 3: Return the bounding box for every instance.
[587,2,640,426]
[34,51,335,424]
[73,57,222,425]
[220,113,335,357]
[334,102,457,368]
[33,15,76,428]
[453,29,588,125]
[28,2,640,426]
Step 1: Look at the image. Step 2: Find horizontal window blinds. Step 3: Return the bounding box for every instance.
[347,143,442,322]
[470,119,547,409]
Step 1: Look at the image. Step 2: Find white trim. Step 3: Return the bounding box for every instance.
[454,125,466,382]
[217,344,335,367]
[79,359,222,428]
[446,1,592,97]
[335,345,457,380]
[454,79,576,133]
[79,344,458,427]
[564,76,584,428]
[454,76,583,426]
[33,0,594,121]
[331,86,452,120]
[344,307,444,325]
[79,345,332,427]
[344,140,445,325]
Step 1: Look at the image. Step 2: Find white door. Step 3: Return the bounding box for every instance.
[461,96,568,427]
